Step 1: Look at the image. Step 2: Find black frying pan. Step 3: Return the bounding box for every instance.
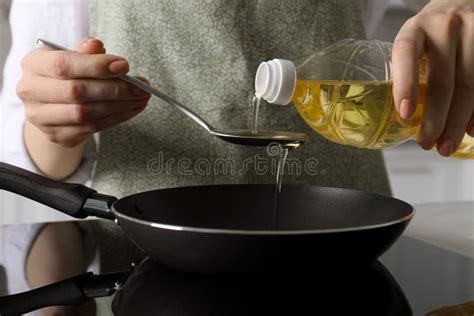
[0,162,414,276]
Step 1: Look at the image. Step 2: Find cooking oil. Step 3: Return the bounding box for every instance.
[250,93,303,193]
[249,94,305,228]
[251,94,261,134]
[292,80,474,159]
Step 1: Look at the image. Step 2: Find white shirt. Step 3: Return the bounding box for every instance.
[0,0,423,183]
[0,0,94,184]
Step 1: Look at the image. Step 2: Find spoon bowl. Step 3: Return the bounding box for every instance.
[211,129,309,147]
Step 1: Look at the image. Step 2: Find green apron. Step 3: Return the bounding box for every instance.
[88,0,391,271]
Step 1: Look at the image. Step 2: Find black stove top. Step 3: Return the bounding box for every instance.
[1,234,472,315]
[107,236,473,315]
[113,255,408,315]
[380,236,474,315]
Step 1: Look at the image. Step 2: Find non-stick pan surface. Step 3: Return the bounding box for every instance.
[0,163,414,276]
[113,184,414,275]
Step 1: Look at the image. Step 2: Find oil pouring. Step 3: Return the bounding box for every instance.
[254,39,474,159]
[250,93,304,229]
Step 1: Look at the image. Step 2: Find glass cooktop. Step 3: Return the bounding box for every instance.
[0,229,472,315]
[380,236,474,315]
[109,235,474,315]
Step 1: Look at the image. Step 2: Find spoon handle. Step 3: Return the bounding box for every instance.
[36,39,213,132]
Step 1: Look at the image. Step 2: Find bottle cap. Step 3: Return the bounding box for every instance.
[254,59,296,105]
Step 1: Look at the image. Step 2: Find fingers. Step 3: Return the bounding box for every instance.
[467,114,474,137]
[17,75,150,103]
[21,48,129,79]
[395,0,474,157]
[94,105,147,131]
[25,97,151,126]
[392,18,425,119]
[18,36,151,148]
[436,15,474,156]
[437,92,473,156]
[35,106,147,147]
[416,14,460,150]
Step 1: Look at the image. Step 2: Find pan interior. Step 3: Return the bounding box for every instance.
[113,185,413,231]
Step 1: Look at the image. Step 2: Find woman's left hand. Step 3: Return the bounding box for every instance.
[392,0,474,156]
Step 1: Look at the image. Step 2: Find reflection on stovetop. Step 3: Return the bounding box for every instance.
[112,257,411,315]
[108,236,474,316]
[381,236,474,316]
[1,234,472,315]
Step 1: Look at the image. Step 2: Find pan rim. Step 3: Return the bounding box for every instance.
[112,206,416,235]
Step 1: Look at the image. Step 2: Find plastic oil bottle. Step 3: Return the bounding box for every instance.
[254,39,474,159]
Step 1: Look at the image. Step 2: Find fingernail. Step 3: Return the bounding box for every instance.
[109,60,129,74]
[420,139,434,150]
[399,99,414,120]
[438,139,454,157]
[83,37,97,45]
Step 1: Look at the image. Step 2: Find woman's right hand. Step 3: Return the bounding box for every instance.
[17,37,151,148]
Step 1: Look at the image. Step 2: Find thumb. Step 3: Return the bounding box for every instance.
[75,37,106,54]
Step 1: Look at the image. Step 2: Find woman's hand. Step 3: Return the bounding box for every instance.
[17,37,150,179]
[18,37,150,148]
[392,0,473,157]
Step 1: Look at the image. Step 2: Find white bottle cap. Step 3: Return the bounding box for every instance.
[254,59,296,105]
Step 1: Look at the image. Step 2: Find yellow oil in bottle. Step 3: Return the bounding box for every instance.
[291,80,474,159]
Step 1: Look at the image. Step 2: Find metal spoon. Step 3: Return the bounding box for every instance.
[37,39,308,147]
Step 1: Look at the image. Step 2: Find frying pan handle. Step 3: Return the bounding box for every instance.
[0,272,90,315]
[0,271,127,315]
[0,162,97,218]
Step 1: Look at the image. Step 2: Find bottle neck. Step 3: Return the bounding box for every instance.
[254,59,297,105]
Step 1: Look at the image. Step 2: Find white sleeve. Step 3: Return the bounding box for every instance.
[0,0,95,185]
